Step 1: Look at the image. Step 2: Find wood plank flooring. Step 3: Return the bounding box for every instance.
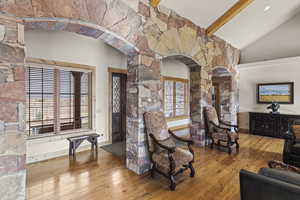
[26,134,283,200]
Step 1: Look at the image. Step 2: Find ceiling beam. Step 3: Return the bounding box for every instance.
[150,0,161,8]
[206,0,254,37]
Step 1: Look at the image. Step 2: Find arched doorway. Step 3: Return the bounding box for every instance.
[161,55,206,146]
[212,67,237,124]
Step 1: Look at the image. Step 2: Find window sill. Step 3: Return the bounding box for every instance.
[166,115,189,122]
[26,129,97,141]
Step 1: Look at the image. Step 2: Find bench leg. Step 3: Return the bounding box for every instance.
[69,142,72,156]
[91,141,94,151]
[95,139,98,155]
[72,141,76,157]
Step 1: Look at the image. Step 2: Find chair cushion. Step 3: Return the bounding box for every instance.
[259,168,300,187]
[292,144,300,155]
[212,131,239,142]
[152,147,193,173]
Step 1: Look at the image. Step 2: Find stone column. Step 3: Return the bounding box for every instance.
[189,66,209,146]
[0,14,26,200]
[126,54,162,175]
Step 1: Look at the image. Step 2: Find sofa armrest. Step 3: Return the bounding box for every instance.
[259,168,300,187]
[240,169,300,200]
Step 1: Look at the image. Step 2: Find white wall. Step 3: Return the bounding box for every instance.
[161,59,190,79]
[238,56,300,130]
[241,12,300,63]
[161,59,190,129]
[25,30,127,163]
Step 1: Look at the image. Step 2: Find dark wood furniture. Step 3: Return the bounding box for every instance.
[204,106,239,154]
[249,112,300,138]
[67,134,99,157]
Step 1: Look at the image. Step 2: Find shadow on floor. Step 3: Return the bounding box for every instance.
[101,141,126,159]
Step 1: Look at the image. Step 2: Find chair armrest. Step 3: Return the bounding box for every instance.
[209,121,231,132]
[283,132,295,140]
[168,130,194,145]
[149,134,176,153]
[220,121,238,128]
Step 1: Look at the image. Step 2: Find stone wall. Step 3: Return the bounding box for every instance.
[0,13,26,200]
[0,0,240,182]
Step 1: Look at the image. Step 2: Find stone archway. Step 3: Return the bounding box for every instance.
[212,67,238,124]
[23,18,139,55]
[0,1,241,198]
[161,55,206,146]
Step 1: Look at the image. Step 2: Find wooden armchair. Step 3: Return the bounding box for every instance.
[144,111,195,191]
[283,120,300,167]
[204,106,239,154]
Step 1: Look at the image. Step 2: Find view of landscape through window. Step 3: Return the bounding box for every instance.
[163,78,188,118]
[26,66,90,136]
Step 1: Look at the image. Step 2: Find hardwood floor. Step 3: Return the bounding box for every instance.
[26,134,283,200]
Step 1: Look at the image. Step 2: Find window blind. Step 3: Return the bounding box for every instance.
[59,70,75,130]
[26,66,91,136]
[26,67,55,136]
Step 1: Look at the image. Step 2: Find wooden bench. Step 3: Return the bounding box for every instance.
[67,134,100,157]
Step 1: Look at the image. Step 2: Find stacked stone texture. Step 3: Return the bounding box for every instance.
[0,13,26,200]
[0,1,240,196]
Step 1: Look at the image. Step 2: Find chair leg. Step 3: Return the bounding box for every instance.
[189,162,195,177]
[151,164,155,178]
[210,139,214,149]
[228,141,232,154]
[169,175,176,191]
[217,140,222,151]
[236,140,240,149]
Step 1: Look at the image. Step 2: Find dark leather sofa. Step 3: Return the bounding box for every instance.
[240,168,300,200]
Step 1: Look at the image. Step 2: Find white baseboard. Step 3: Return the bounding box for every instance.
[26,141,111,164]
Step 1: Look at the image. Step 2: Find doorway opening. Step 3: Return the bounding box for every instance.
[212,67,233,123]
[102,70,127,159]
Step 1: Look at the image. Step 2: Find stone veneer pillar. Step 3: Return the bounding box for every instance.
[189,66,205,146]
[0,13,26,200]
[126,54,162,174]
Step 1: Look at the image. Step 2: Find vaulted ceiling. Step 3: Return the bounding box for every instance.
[161,0,300,49]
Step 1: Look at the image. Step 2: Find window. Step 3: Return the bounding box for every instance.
[26,66,92,136]
[163,77,189,119]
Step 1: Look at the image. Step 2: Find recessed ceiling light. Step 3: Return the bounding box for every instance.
[264,6,271,12]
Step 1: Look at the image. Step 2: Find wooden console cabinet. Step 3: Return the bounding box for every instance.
[249,112,300,138]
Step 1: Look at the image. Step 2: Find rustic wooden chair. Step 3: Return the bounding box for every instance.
[204,106,239,154]
[144,111,195,191]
